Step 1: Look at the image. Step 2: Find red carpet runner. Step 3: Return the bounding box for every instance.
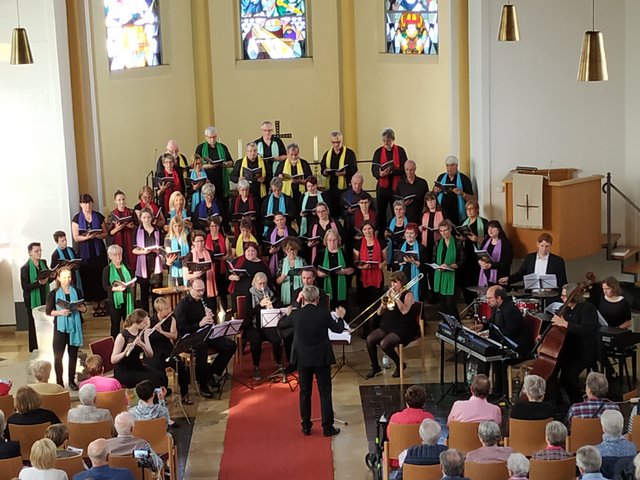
[218,358,335,479]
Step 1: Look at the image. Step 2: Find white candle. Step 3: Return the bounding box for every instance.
[313,135,318,162]
[237,138,243,159]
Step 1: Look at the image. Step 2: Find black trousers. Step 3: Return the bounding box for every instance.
[366,329,402,369]
[559,358,593,404]
[325,188,345,220]
[146,354,190,397]
[25,303,38,352]
[193,337,237,384]
[440,293,460,320]
[244,326,282,367]
[298,364,334,431]
[107,301,127,339]
[137,277,161,313]
[375,187,394,239]
[53,329,78,385]
[114,364,168,389]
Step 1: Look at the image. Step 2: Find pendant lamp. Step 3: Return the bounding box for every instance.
[10,0,33,65]
[498,1,520,42]
[578,0,607,81]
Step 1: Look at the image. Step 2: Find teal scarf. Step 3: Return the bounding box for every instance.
[54,287,83,347]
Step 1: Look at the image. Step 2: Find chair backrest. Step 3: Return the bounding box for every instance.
[68,420,113,455]
[412,301,424,335]
[529,457,577,480]
[507,417,552,456]
[0,455,23,480]
[568,417,603,452]
[54,454,84,479]
[90,337,116,374]
[132,418,169,456]
[447,421,482,453]
[95,389,128,419]
[236,295,247,320]
[8,422,51,460]
[463,461,509,480]
[40,391,71,424]
[109,454,154,480]
[386,422,422,459]
[402,463,442,480]
[0,395,15,418]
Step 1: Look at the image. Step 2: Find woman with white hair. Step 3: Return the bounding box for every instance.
[596,409,637,458]
[102,244,136,339]
[192,182,222,231]
[509,374,556,420]
[507,453,529,480]
[396,418,447,480]
[27,360,65,395]
[465,420,513,463]
[229,177,258,237]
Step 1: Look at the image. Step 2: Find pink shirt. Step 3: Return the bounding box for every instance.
[80,376,123,393]
[389,407,434,427]
[447,396,502,425]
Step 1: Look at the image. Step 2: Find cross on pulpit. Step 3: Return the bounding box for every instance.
[274,120,292,139]
[516,194,539,220]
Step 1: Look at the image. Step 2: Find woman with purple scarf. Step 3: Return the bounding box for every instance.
[71,193,108,317]
[477,220,513,288]
[132,208,165,313]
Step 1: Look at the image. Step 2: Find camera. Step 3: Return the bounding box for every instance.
[133,449,154,469]
[154,387,161,395]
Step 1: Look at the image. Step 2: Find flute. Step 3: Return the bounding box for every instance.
[125,330,145,357]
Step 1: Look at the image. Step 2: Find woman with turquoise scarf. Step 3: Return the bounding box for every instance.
[275,238,307,304]
[164,217,191,288]
[45,267,87,390]
[432,220,465,320]
[459,200,488,308]
[102,244,135,339]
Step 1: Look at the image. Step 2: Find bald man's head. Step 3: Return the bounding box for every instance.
[87,438,109,465]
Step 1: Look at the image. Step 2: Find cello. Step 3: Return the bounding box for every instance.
[528,279,590,381]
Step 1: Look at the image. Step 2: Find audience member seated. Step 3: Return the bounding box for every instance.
[509,374,556,420]
[72,438,135,480]
[447,374,502,425]
[79,355,123,393]
[27,360,65,395]
[18,438,66,480]
[465,421,513,463]
[0,379,10,397]
[0,410,20,459]
[532,420,571,460]
[128,380,171,426]
[390,386,434,426]
[397,419,447,480]
[596,410,637,458]
[5,386,61,440]
[507,453,529,480]
[439,449,469,480]
[576,445,607,480]
[67,384,112,424]
[566,372,619,426]
[106,412,162,473]
[44,424,77,459]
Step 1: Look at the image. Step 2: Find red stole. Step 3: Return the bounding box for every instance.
[111,207,135,268]
[359,238,383,288]
[378,145,400,190]
[161,168,180,213]
[228,256,248,295]
[354,209,377,231]
[205,233,227,273]
[420,211,444,247]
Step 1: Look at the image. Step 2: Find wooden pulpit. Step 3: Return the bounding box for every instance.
[503,169,603,260]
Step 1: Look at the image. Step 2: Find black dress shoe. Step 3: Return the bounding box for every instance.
[365,367,382,379]
[302,427,311,436]
[68,381,79,391]
[391,363,407,378]
[323,427,340,437]
[199,384,215,398]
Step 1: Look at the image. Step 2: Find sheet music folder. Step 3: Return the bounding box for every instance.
[523,273,557,290]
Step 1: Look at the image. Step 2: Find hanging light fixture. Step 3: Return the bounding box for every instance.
[498,1,520,42]
[578,0,607,81]
[10,0,33,65]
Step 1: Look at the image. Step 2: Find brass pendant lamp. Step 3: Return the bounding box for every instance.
[498,1,520,42]
[578,0,607,81]
[10,0,33,65]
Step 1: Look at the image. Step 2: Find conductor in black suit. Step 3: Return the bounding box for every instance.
[499,232,567,291]
[279,285,345,437]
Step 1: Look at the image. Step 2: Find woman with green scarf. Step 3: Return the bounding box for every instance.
[102,244,135,339]
[315,229,354,310]
[432,220,465,320]
[20,242,51,352]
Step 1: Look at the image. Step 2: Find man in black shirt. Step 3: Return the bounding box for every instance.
[174,279,237,397]
[433,155,474,226]
[321,131,357,218]
[396,160,429,223]
[195,126,234,206]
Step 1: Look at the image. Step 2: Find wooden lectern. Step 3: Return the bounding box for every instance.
[503,169,603,260]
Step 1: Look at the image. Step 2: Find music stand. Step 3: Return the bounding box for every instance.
[256,308,297,388]
[437,312,468,404]
[212,320,254,398]
[485,321,519,405]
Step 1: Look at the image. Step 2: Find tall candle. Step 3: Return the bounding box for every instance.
[237,138,243,159]
[313,135,318,162]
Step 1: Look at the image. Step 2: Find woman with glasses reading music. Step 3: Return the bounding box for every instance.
[432,220,465,320]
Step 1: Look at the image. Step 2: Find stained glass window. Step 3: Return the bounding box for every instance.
[240,0,307,60]
[385,0,438,55]
[104,0,162,71]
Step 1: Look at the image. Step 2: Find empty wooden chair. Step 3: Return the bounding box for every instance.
[54,454,84,479]
[109,454,155,480]
[529,457,577,480]
[40,391,71,424]
[95,389,128,419]
[505,417,552,456]
[0,455,23,480]
[397,301,425,382]
[382,422,422,480]
[132,418,169,456]
[464,461,509,480]
[447,421,482,453]
[402,462,442,480]
[8,422,51,460]
[567,417,602,452]
[67,420,113,456]
[0,395,15,418]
